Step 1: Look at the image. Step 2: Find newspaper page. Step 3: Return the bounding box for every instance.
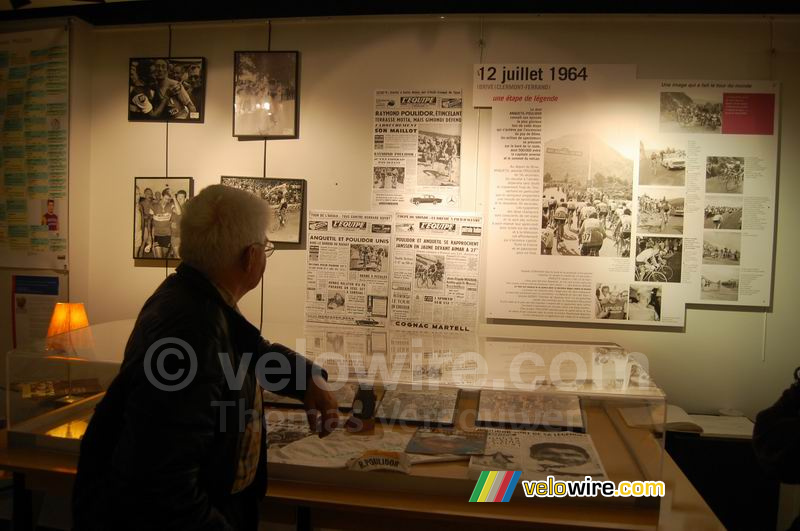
[306,211,392,327]
[0,28,69,269]
[640,80,779,306]
[478,64,685,326]
[372,89,463,211]
[391,212,482,332]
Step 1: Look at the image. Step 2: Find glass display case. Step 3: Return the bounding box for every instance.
[4,319,133,452]
[4,318,667,512]
[266,324,667,507]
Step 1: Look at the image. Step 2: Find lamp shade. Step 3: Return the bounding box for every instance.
[46,303,90,338]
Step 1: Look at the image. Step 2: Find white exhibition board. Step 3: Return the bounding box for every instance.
[477,65,779,326]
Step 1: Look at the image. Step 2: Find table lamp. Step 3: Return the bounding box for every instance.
[45,302,90,404]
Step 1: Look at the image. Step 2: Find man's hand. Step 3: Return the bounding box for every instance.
[303,374,339,438]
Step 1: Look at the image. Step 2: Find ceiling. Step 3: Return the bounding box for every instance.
[0,0,797,25]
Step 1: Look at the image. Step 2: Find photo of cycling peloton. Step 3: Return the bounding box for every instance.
[703,230,741,266]
[349,244,388,272]
[417,124,461,187]
[541,134,633,257]
[414,254,445,291]
[373,167,404,190]
[637,187,684,235]
[634,237,683,283]
[220,176,305,243]
[659,91,722,134]
[706,156,744,194]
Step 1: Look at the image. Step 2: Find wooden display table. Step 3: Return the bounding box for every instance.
[0,414,724,530]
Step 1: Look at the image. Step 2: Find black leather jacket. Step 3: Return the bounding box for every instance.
[73,264,321,531]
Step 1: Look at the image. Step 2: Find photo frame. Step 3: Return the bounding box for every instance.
[128,58,206,123]
[133,177,194,260]
[220,176,306,243]
[233,51,299,139]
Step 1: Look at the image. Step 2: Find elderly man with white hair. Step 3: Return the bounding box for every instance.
[73,185,337,531]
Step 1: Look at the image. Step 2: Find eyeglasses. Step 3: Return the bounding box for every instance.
[262,240,275,257]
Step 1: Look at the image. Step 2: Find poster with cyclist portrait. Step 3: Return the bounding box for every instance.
[372,89,462,212]
[391,212,482,332]
[305,210,392,328]
[220,176,305,243]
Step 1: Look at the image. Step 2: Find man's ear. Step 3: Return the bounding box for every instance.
[241,244,257,272]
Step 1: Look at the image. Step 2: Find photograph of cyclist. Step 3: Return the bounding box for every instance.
[594,284,629,320]
[373,167,404,190]
[349,244,388,272]
[417,125,461,187]
[414,254,445,291]
[703,231,741,266]
[637,187,684,235]
[659,91,722,134]
[704,195,743,230]
[233,51,298,138]
[220,176,305,243]
[128,58,205,122]
[638,137,686,187]
[705,156,744,194]
[634,237,683,283]
[133,177,193,259]
[541,133,633,257]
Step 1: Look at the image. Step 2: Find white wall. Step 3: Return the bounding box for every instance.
[77,14,800,418]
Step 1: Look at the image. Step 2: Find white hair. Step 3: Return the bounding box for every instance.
[179,184,270,276]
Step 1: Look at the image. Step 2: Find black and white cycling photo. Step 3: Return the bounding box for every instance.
[220,176,305,243]
[660,91,722,134]
[700,266,740,302]
[373,167,405,190]
[541,133,634,257]
[414,254,445,291]
[233,51,298,138]
[706,156,744,194]
[129,58,205,122]
[133,177,194,259]
[638,138,686,187]
[349,244,388,272]
[637,187,684,235]
[634,236,683,283]
[704,195,743,230]
[417,125,461,187]
[703,230,741,266]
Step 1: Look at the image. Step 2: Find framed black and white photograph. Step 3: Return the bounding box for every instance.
[233,51,299,139]
[129,58,206,122]
[220,176,305,243]
[134,177,194,259]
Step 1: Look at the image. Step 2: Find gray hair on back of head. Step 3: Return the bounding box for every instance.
[179,184,270,277]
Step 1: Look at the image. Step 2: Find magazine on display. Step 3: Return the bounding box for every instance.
[372,89,463,211]
[263,382,359,411]
[305,211,392,328]
[265,409,313,451]
[405,428,487,456]
[476,391,584,432]
[468,429,608,482]
[391,212,482,332]
[269,428,465,467]
[375,386,460,426]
